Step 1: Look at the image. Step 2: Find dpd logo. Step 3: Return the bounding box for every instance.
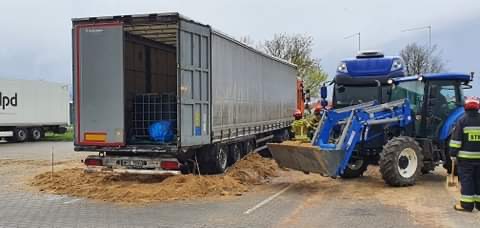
[0,92,18,110]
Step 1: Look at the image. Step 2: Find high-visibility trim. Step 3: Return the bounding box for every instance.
[449,143,461,148]
[474,195,480,202]
[464,128,480,134]
[449,140,462,148]
[463,127,480,131]
[458,151,480,159]
[450,140,461,144]
[460,195,475,203]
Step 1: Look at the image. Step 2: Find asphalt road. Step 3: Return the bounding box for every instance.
[0,141,479,227]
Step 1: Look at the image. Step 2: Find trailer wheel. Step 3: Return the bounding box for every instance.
[30,128,43,141]
[244,141,255,155]
[228,144,241,165]
[211,144,229,174]
[379,136,423,187]
[13,128,28,142]
[340,158,368,179]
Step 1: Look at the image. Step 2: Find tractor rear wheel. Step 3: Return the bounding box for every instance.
[340,158,368,179]
[379,136,423,187]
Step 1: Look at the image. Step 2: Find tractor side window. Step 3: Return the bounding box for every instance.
[428,82,457,120]
[439,85,457,110]
[425,81,461,138]
[391,81,424,114]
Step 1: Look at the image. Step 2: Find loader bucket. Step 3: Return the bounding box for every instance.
[267,142,345,177]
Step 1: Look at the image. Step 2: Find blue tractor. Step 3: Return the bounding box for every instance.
[324,51,407,178]
[269,51,473,186]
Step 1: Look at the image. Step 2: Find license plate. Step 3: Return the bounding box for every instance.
[121,160,146,168]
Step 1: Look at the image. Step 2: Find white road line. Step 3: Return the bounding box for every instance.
[46,195,66,201]
[63,199,82,204]
[244,184,293,215]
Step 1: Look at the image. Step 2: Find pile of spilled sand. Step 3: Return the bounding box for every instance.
[30,153,278,203]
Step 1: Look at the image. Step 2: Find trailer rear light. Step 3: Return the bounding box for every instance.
[161,161,180,170]
[85,158,103,166]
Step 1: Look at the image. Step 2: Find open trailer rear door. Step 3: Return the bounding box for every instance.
[178,19,211,146]
[74,22,125,146]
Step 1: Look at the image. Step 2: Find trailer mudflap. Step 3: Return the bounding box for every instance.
[267,143,345,176]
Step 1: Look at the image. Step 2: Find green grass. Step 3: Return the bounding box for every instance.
[43,128,74,142]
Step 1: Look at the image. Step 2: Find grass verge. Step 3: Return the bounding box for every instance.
[43,128,74,142]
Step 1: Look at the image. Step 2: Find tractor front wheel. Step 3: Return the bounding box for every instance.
[340,158,368,179]
[379,136,423,187]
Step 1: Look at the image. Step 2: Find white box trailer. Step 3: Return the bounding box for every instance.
[72,13,297,174]
[0,79,69,142]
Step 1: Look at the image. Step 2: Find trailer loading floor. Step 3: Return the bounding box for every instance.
[1,142,479,227]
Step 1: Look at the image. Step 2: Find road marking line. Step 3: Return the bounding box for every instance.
[46,195,66,201]
[63,199,82,204]
[244,184,293,215]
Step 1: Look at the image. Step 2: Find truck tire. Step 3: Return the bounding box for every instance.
[340,158,368,179]
[379,136,424,187]
[30,128,43,141]
[244,141,255,155]
[273,129,290,143]
[228,143,241,165]
[210,144,229,174]
[13,128,28,142]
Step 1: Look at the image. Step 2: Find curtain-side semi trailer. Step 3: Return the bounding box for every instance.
[73,13,297,174]
[0,79,69,142]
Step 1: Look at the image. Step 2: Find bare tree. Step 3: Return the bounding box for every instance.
[263,33,328,97]
[238,36,255,46]
[400,43,446,75]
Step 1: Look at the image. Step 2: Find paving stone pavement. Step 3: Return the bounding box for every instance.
[1,142,479,227]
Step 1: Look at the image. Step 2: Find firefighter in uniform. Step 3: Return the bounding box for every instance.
[449,99,480,212]
[306,105,322,139]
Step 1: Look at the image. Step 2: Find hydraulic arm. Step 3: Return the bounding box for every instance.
[268,99,413,177]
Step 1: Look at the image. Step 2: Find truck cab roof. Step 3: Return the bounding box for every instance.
[335,53,405,86]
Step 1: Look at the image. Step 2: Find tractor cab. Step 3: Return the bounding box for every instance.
[390,73,472,140]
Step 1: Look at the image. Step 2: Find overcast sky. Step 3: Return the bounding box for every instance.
[1,0,479,95]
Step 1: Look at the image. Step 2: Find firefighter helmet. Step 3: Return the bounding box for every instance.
[464,99,480,111]
[293,109,302,119]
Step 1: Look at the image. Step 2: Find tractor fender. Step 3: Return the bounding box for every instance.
[438,107,464,141]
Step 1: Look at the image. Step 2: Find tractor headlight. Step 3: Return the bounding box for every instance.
[387,79,394,84]
[337,62,348,73]
[391,59,403,71]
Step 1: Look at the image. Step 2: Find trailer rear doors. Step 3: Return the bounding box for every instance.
[178,20,211,146]
[74,22,125,146]
[74,15,212,148]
